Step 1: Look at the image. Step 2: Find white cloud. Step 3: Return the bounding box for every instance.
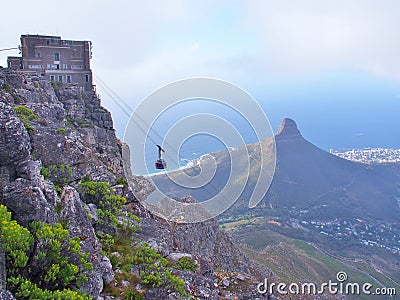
[1,0,399,123]
[245,0,400,80]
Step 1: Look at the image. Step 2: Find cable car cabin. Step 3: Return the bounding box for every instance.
[155,145,166,169]
[155,159,167,170]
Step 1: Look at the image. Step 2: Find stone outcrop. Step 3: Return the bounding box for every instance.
[275,117,303,142]
[0,70,115,298]
[0,289,16,300]
[1,71,123,185]
[60,187,113,296]
[0,101,57,228]
[0,69,273,299]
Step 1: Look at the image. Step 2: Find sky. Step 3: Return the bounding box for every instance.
[1,0,400,150]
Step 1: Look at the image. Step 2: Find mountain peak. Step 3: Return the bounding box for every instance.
[275,118,302,140]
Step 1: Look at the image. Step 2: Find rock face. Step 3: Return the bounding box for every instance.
[0,289,16,300]
[0,70,116,298]
[0,101,57,228]
[0,69,273,299]
[60,187,113,296]
[275,117,303,141]
[136,215,268,277]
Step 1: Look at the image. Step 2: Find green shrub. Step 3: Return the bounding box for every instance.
[75,118,93,128]
[124,288,143,300]
[0,205,33,268]
[2,83,21,102]
[41,166,49,179]
[54,184,63,196]
[131,243,186,296]
[81,175,90,183]
[65,116,93,129]
[78,181,187,297]
[78,181,137,229]
[115,177,128,188]
[41,163,72,186]
[13,105,40,133]
[55,202,62,214]
[78,181,113,204]
[109,253,122,269]
[0,205,92,298]
[2,82,12,92]
[56,127,67,135]
[14,106,39,120]
[80,181,186,298]
[8,276,91,300]
[175,256,197,272]
[97,232,115,254]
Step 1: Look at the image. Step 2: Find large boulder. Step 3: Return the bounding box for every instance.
[60,187,113,297]
[0,101,57,227]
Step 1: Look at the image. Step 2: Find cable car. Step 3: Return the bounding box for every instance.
[155,159,167,169]
[155,145,167,169]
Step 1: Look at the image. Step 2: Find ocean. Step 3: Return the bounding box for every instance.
[123,73,400,175]
[133,94,400,175]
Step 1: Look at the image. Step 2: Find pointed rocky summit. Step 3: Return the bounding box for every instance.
[275,118,303,141]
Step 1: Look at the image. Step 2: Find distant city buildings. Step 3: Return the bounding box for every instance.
[7,34,93,91]
[278,206,400,255]
[330,148,400,164]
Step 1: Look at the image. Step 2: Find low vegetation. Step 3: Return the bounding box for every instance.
[65,116,93,129]
[115,177,128,188]
[78,179,187,298]
[56,127,67,135]
[0,205,92,299]
[131,243,185,293]
[41,164,73,195]
[174,256,197,273]
[78,180,134,228]
[13,105,39,133]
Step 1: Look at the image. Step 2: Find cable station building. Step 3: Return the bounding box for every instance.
[7,34,93,91]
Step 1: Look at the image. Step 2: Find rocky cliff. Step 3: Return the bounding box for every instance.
[0,69,271,299]
[275,118,302,140]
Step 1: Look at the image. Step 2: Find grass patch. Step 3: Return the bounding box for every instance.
[236,227,394,299]
[56,127,67,135]
[13,105,40,133]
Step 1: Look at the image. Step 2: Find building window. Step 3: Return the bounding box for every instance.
[46,40,49,45]
[47,64,51,70]
[54,52,59,61]
[85,74,89,82]
[55,64,59,70]
[63,64,68,70]
[66,75,71,83]
[28,65,42,69]
[58,75,63,82]
[71,65,83,70]
[37,52,41,58]
[50,75,55,81]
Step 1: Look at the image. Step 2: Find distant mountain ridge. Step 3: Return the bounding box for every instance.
[268,118,400,221]
[153,118,400,222]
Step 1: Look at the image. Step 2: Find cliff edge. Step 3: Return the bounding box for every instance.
[0,69,271,299]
